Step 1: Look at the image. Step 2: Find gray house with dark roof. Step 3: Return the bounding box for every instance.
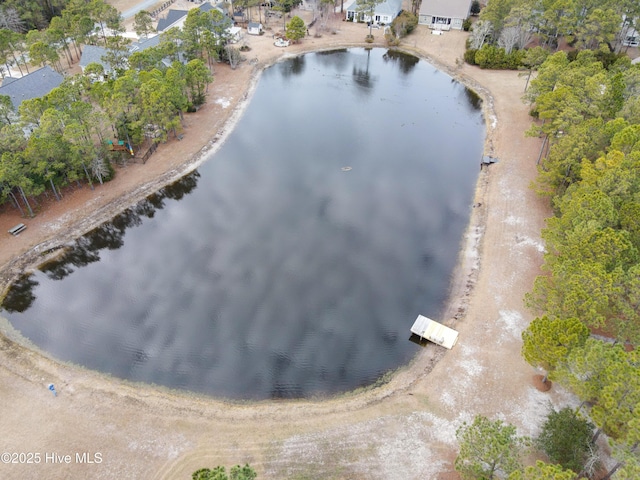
[0,66,64,110]
[157,9,188,32]
[78,44,112,75]
[79,35,165,76]
[156,1,224,32]
[130,34,162,52]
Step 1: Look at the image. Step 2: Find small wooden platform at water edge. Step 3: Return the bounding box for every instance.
[410,315,459,349]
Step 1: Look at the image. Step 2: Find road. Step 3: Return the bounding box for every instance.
[121,0,165,19]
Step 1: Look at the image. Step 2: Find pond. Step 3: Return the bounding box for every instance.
[1,48,484,400]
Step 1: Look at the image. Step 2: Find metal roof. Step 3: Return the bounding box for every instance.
[410,315,459,349]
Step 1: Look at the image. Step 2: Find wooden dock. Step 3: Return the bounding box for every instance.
[410,315,459,349]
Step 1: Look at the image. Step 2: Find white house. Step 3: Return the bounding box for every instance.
[344,0,403,26]
[418,0,472,31]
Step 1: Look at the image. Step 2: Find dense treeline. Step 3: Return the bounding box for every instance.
[465,0,640,69]
[0,0,237,216]
[521,51,640,478]
[0,0,69,31]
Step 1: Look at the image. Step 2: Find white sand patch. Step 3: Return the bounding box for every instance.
[497,310,526,341]
[460,340,480,357]
[371,412,466,479]
[270,412,463,480]
[513,386,556,437]
[439,363,479,410]
[514,235,545,252]
[459,358,484,377]
[375,422,446,479]
[465,226,483,268]
[215,97,231,108]
[127,433,191,460]
[440,390,455,407]
[411,411,463,445]
[511,384,580,438]
[503,215,523,225]
[497,177,526,203]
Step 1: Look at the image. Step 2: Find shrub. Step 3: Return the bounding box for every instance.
[193,464,256,480]
[470,0,481,16]
[462,18,472,32]
[386,34,400,46]
[474,44,525,69]
[536,407,597,474]
[390,11,418,38]
[464,48,478,65]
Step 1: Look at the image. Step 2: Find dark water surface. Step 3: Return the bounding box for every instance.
[2,49,484,399]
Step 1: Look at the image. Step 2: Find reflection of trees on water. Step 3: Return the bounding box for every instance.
[382,49,419,75]
[1,275,39,313]
[1,171,201,312]
[278,55,306,79]
[449,78,482,111]
[352,48,377,94]
[464,88,482,110]
[314,49,349,72]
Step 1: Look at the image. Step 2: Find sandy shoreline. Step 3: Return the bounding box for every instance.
[0,17,571,480]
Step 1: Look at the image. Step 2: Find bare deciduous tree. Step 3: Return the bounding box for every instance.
[225,45,242,70]
[498,26,520,54]
[517,28,533,50]
[504,4,536,50]
[469,20,493,50]
[91,154,109,185]
[0,7,26,32]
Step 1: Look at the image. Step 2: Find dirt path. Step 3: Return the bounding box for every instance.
[0,8,576,480]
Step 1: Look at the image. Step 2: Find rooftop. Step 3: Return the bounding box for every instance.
[419,0,473,19]
[0,66,64,110]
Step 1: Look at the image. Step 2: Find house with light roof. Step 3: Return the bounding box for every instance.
[418,0,472,31]
[344,0,403,26]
